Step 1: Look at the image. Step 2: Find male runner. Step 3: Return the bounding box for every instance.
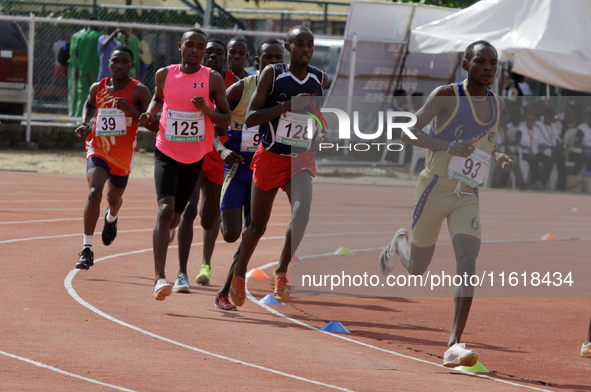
[213,39,284,310]
[173,38,239,292]
[138,28,230,300]
[583,316,591,358]
[229,26,328,306]
[378,41,516,368]
[227,36,251,79]
[74,45,151,269]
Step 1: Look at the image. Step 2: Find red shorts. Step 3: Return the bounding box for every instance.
[202,135,228,185]
[202,151,224,185]
[250,147,316,192]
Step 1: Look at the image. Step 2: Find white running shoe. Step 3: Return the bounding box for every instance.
[582,342,591,358]
[378,228,409,275]
[154,279,173,301]
[173,274,190,293]
[443,343,479,368]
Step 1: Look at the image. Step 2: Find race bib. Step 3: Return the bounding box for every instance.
[96,108,126,137]
[240,125,260,152]
[275,112,316,150]
[164,109,205,142]
[448,148,491,188]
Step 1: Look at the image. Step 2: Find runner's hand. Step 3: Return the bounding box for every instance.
[115,98,132,113]
[218,148,244,165]
[497,153,517,172]
[74,124,89,140]
[191,96,208,112]
[449,140,476,158]
[289,93,311,111]
[139,112,155,126]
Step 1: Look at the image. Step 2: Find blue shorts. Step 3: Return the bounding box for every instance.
[86,156,129,189]
[220,157,253,211]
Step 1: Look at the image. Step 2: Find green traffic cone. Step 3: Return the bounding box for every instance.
[457,362,489,372]
[334,247,354,255]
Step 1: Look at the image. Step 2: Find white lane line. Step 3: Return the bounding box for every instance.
[0,216,155,225]
[63,238,364,391]
[245,251,553,392]
[0,350,137,392]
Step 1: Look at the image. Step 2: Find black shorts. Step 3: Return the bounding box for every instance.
[154,147,203,213]
[86,156,129,189]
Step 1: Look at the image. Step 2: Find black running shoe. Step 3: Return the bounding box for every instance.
[75,248,94,270]
[102,208,117,246]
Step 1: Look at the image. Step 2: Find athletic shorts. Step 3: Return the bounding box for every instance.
[250,146,316,192]
[153,147,203,213]
[411,169,481,248]
[86,156,129,189]
[220,156,253,211]
[202,150,224,185]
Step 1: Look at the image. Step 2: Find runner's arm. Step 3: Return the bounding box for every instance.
[244,65,279,128]
[75,83,98,139]
[213,135,244,165]
[192,70,230,128]
[226,80,245,111]
[117,82,151,120]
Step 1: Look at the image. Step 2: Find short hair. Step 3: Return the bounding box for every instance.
[257,38,282,57]
[208,38,227,53]
[412,92,424,97]
[286,25,313,42]
[393,89,406,97]
[182,28,207,42]
[463,40,497,61]
[227,36,247,46]
[111,45,133,61]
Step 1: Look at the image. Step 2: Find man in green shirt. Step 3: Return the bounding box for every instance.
[73,18,101,117]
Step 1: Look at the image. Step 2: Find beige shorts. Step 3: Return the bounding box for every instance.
[411,170,481,248]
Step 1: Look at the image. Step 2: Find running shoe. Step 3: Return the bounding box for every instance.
[101,208,117,246]
[173,273,190,293]
[273,269,290,302]
[582,342,591,358]
[229,274,246,306]
[154,279,172,301]
[443,343,479,368]
[196,264,211,285]
[378,228,409,276]
[215,292,237,311]
[75,248,94,270]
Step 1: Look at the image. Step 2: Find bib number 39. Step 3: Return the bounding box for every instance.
[448,148,491,188]
[96,108,127,137]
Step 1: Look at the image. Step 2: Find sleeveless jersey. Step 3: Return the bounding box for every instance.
[226,74,257,156]
[156,64,214,164]
[87,77,139,175]
[224,70,235,88]
[425,79,499,179]
[259,63,324,155]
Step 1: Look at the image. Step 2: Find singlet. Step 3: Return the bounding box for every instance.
[425,79,499,179]
[87,77,139,175]
[224,70,235,88]
[259,63,324,155]
[156,64,214,164]
[225,74,257,156]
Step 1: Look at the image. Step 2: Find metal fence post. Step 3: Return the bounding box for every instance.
[344,33,357,156]
[26,12,35,143]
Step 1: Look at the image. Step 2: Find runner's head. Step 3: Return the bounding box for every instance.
[256,39,284,70]
[179,28,208,66]
[203,38,227,73]
[285,25,314,66]
[227,36,249,72]
[462,40,498,86]
[109,45,134,81]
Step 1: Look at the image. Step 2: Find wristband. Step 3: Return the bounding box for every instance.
[281,101,287,114]
[446,140,457,153]
[80,122,89,128]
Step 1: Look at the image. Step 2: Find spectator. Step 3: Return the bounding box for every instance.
[52,38,68,88]
[73,18,101,117]
[559,101,580,137]
[67,27,85,117]
[132,28,152,82]
[574,110,591,173]
[117,28,139,79]
[514,105,550,189]
[538,107,566,190]
[98,27,122,82]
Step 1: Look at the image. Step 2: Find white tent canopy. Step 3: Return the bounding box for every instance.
[409,0,591,93]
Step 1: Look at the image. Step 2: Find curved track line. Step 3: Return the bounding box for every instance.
[245,250,553,392]
[0,350,137,392]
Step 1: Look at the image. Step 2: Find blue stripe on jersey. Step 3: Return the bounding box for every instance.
[429,82,498,145]
[412,175,439,230]
[259,63,324,155]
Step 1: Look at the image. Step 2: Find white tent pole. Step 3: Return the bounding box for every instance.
[344,33,357,156]
[25,13,35,143]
